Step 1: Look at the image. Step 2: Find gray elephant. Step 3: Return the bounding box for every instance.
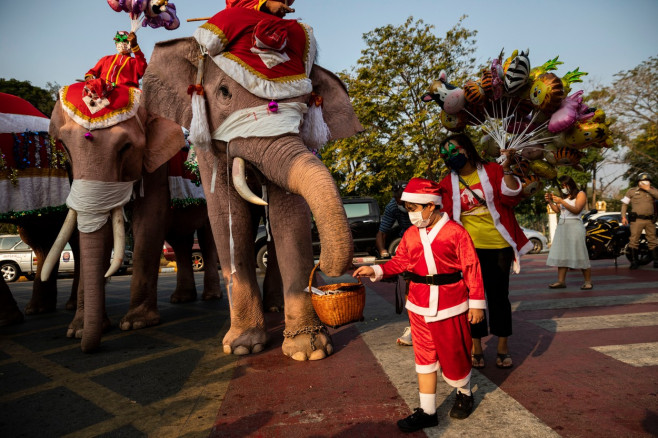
[46,82,188,351]
[142,15,362,361]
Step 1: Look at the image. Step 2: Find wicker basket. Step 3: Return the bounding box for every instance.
[308,263,365,328]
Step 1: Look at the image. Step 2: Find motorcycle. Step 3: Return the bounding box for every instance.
[582,209,653,266]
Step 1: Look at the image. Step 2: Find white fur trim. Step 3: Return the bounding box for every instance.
[0,174,69,214]
[501,174,522,196]
[372,264,384,281]
[416,362,439,374]
[0,114,49,133]
[168,176,206,202]
[194,27,228,57]
[468,299,487,309]
[442,369,471,388]
[401,192,442,206]
[424,303,469,323]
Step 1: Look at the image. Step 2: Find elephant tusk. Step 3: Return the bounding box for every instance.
[104,207,126,278]
[232,157,268,206]
[41,209,77,281]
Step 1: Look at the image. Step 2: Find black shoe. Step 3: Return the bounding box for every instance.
[397,408,438,432]
[449,392,474,419]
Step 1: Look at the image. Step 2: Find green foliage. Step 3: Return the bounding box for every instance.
[322,16,478,204]
[0,78,59,117]
[0,223,18,234]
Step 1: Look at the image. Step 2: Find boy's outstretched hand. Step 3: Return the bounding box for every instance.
[353,266,374,278]
[468,308,484,324]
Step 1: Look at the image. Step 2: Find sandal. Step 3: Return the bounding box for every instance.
[548,282,566,289]
[496,353,513,369]
[471,353,485,369]
[580,282,593,290]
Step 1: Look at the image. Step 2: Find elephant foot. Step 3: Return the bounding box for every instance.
[119,306,160,330]
[24,298,57,315]
[0,308,24,327]
[282,325,333,361]
[67,314,112,338]
[170,287,197,304]
[222,326,268,355]
[201,287,223,301]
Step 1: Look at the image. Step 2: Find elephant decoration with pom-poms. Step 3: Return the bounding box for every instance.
[143,7,363,361]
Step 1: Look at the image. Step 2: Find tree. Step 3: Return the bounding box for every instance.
[322,16,477,204]
[0,78,59,117]
[589,56,658,185]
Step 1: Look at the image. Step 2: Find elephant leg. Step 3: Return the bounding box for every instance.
[0,277,24,326]
[267,185,332,361]
[66,231,80,311]
[197,148,266,355]
[167,231,198,303]
[262,240,284,312]
[18,216,65,314]
[196,220,222,301]
[121,166,168,330]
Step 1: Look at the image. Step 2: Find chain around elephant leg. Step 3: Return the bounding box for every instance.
[282,324,333,361]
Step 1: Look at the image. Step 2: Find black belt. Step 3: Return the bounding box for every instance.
[636,214,654,220]
[402,271,462,286]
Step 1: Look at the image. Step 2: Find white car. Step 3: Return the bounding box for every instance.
[522,227,548,254]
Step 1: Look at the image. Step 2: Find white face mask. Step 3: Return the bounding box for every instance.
[116,42,130,54]
[560,187,570,195]
[408,209,432,228]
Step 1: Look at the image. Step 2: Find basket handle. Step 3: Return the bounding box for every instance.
[308,263,362,293]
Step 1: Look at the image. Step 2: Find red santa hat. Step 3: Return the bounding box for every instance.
[401,178,442,206]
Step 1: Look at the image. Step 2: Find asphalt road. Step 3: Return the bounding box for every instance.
[1,254,657,437]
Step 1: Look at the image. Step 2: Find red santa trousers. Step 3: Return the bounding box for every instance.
[409,310,472,388]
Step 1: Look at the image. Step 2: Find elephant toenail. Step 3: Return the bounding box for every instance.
[292,352,308,361]
[223,345,232,354]
[234,346,250,355]
[309,350,326,360]
[252,344,264,353]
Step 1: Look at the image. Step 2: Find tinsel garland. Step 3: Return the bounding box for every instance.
[0,204,68,222]
[170,197,207,209]
[1,132,68,186]
[183,145,201,186]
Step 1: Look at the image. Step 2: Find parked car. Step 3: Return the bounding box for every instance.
[254,197,400,271]
[522,227,548,254]
[0,234,131,282]
[162,239,205,272]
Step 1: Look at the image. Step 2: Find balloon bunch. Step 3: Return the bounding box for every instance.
[107,0,180,31]
[423,50,613,198]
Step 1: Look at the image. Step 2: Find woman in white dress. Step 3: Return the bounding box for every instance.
[545,176,593,289]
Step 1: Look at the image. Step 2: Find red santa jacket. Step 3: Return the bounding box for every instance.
[85,50,147,88]
[438,161,532,273]
[372,214,486,321]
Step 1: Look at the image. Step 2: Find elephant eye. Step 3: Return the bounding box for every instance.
[218,85,230,98]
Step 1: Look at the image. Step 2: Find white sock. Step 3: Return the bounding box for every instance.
[419,392,436,414]
[457,384,471,396]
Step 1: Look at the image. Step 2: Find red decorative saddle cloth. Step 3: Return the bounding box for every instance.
[194,7,316,99]
[59,82,141,131]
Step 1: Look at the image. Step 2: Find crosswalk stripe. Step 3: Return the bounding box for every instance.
[511,293,658,311]
[591,342,658,367]
[529,312,658,332]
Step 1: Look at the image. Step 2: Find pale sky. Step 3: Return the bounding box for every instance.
[1,0,656,190]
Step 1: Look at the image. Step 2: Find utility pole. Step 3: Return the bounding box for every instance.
[591,164,597,207]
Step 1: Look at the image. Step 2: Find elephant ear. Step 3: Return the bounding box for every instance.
[310,65,363,140]
[143,114,186,173]
[142,37,201,128]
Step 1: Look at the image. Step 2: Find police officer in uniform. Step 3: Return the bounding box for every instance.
[621,173,658,269]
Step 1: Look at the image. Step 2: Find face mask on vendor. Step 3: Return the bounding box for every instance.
[114,32,131,55]
[441,142,468,171]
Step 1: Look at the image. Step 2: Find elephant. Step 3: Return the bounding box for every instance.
[46,84,188,352]
[142,35,363,361]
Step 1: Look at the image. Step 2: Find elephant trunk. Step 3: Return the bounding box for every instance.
[79,224,111,353]
[253,140,353,277]
[41,209,77,281]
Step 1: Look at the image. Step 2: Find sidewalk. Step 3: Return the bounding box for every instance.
[1,254,657,437]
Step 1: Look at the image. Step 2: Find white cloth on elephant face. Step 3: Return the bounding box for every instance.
[211,102,307,143]
[66,179,135,233]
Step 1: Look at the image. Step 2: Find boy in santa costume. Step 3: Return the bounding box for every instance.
[84,31,147,94]
[353,178,486,432]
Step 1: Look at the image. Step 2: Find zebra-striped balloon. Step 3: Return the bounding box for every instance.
[504,50,530,94]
